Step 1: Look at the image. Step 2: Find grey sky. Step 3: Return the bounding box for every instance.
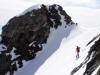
[25,0,100,9]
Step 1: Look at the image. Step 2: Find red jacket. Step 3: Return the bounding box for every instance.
[77,47,80,53]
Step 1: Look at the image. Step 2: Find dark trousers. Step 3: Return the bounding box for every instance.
[76,53,79,59]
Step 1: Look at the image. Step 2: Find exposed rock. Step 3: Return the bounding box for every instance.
[84,38,100,75]
[86,34,100,46]
[96,68,100,75]
[0,4,73,75]
[71,56,90,75]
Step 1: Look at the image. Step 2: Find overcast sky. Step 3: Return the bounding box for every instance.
[24,0,100,9]
[0,0,100,10]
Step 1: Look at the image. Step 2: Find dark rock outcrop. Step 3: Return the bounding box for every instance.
[96,68,100,75]
[86,34,100,46]
[84,38,100,75]
[0,4,73,75]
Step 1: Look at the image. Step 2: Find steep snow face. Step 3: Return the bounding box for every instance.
[65,7,100,75]
[13,7,100,75]
[33,7,100,75]
[35,27,100,75]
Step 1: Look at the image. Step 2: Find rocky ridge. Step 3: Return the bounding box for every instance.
[0,4,73,75]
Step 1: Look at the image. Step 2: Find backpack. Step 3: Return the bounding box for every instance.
[77,47,80,52]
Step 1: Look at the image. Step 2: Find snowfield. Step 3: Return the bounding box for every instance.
[0,1,100,75]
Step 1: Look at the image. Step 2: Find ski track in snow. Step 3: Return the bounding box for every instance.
[1,3,100,75]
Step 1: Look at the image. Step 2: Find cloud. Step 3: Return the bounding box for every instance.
[0,0,34,11]
[27,0,99,8]
[0,0,99,9]
[0,0,33,26]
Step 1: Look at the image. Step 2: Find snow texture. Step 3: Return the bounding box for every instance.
[1,2,100,75]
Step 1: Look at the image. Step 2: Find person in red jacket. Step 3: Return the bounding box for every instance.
[76,46,80,59]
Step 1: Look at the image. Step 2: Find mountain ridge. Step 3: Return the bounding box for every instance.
[0,4,75,75]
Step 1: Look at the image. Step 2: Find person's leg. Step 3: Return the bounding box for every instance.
[76,53,78,59]
[78,53,79,58]
[76,53,79,59]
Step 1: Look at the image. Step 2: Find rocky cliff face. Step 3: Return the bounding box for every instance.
[0,4,74,75]
[84,38,100,75]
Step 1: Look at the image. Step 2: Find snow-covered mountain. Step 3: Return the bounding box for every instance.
[0,4,75,75]
[0,3,100,75]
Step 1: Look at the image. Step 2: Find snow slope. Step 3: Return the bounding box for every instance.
[13,5,76,75]
[34,25,100,75]
[33,7,100,75]
[14,6,100,75]
[1,2,100,75]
